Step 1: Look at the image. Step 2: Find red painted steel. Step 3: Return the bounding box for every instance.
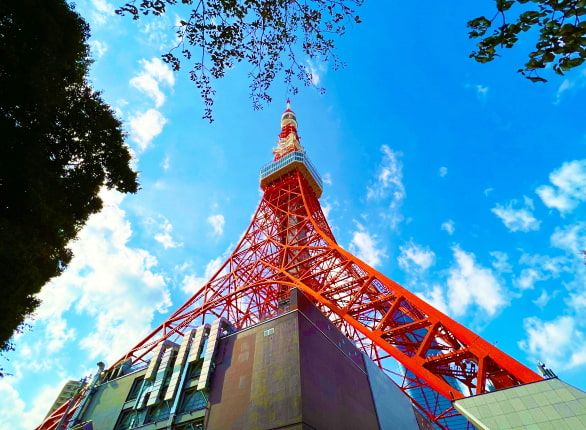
[37,106,542,430]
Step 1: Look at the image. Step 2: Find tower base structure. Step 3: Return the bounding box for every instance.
[454,378,586,429]
[63,289,434,430]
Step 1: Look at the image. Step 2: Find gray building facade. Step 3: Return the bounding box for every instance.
[67,289,431,430]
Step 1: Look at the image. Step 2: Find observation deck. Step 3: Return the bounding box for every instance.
[260,150,323,198]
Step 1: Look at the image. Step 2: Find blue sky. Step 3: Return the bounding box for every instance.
[2,1,586,427]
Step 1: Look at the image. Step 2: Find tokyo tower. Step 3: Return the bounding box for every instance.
[39,101,560,430]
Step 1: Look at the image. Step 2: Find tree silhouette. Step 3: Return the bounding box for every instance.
[0,0,138,357]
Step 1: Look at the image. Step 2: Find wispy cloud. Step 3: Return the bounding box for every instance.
[0,379,69,429]
[536,159,586,215]
[182,257,223,295]
[32,189,171,365]
[466,83,489,100]
[491,196,540,232]
[161,154,171,171]
[412,246,507,320]
[129,109,168,152]
[519,316,586,370]
[514,253,571,290]
[446,246,507,317]
[89,0,115,25]
[305,59,326,86]
[441,219,455,235]
[475,84,489,97]
[550,222,586,254]
[366,145,405,229]
[349,223,386,268]
[554,69,586,104]
[154,218,182,249]
[397,240,435,273]
[207,214,225,237]
[130,58,175,108]
[89,40,108,59]
[438,166,448,177]
[140,15,175,50]
[490,251,512,273]
[533,289,557,308]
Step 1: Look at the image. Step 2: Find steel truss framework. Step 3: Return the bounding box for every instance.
[38,170,541,430]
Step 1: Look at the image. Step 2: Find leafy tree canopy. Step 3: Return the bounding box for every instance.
[120,0,586,118]
[0,0,138,359]
[469,0,586,82]
[117,0,363,121]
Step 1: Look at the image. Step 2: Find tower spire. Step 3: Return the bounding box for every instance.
[274,99,302,159]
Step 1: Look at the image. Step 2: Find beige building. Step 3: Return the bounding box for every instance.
[46,380,82,418]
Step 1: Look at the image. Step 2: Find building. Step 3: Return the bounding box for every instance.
[59,289,437,430]
[39,102,586,430]
[45,380,83,418]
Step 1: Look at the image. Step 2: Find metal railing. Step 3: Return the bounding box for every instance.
[259,151,323,190]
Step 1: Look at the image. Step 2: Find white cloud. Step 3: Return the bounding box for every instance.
[89,0,115,25]
[533,289,556,308]
[555,79,573,104]
[536,159,586,214]
[366,145,405,229]
[438,166,448,177]
[514,252,571,290]
[140,16,174,50]
[323,172,333,186]
[349,224,386,268]
[441,219,455,235]
[161,154,171,171]
[306,59,326,86]
[207,214,225,237]
[516,268,544,290]
[491,197,540,232]
[466,83,489,99]
[89,40,108,59]
[154,218,182,249]
[484,187,494,197]
[129,108,167,152]
[519,316,586,370]
[476,84,489,97]
[550,222,586,254]
[321,201,333,220]
[0,379,68,430]
[416,285,449,315]
[182,257,223,295]
[130,58,175,108]
[446,246,507,317]
[490,251,512,273]
[34,189,171,364]
[45,316,76,353]
[554,70,586,104]
[397,241,435,272]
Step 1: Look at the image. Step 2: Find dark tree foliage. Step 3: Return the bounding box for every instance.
[469,0,586,82]
[0,0,138,358]
[117,0,363,121]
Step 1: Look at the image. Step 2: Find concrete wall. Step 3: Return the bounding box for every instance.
[363,356,420,430]
[81,369,145,429]
[454,378,586,429]
[206,311,303,429]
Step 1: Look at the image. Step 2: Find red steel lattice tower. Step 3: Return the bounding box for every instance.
[38,102,542,430]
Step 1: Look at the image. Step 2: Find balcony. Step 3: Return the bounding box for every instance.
[259,151,323,198]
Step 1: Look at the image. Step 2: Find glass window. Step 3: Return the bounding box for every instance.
[187,363,202,382]
[174,418,205,430]
[115,409,142,430]
[145,401,170,424]
[179,389,207,413]
[125,376,144,402]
